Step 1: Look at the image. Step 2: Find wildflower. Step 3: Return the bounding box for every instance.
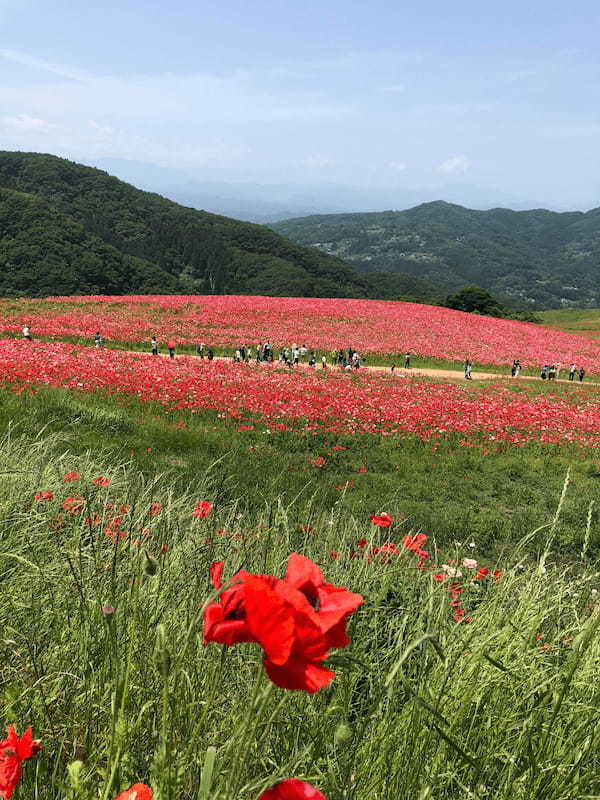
[433,572,446,582]
[476,567,489,579]
[63,495,85,514]
[113,784,153,800]
[63,471,81,482]
[258,778,325,799]
[92,476,110,487]
[34,490,53,501]
[462,558,478,569]
[441,564,462,578]
[369,513,393,528]
[0,725,41,799]
[402,533,427,552]
[149,502,162,515]
[193,500,213,518]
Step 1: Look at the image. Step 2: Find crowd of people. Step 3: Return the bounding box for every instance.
[17,325,591,383]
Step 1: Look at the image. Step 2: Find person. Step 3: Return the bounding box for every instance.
[464,358,470,380]
[391,364,396,373]
[511,360,517,377]
[579,367,586,383]
[541,366,547,380]
[569,363,577,381]
[548,364,556,381]
[300,344,308,361]
[321,355,327,369]
[207,348,214,361]
[196,343,205,358]
[151,336,159,356]
[168,341,176,359]
[515,359,521,377]
[94,331,103,348]
[404,352,411,369]
[308,351,316,367]
[22,324,32,341]
[466,361,473,380]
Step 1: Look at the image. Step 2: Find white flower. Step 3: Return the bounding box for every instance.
[442,564,463,578]
[462,558,478,569]
[469,541,476,548]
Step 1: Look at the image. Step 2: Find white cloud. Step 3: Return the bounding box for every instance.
[438,154,471,174]
[389,160,407,171]
[1,113,55,133]
[0,48,88,82]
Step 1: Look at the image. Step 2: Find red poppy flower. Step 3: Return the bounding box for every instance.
[0,726,41,800]
[149,502,162,515]
[476,567,489,579]
[34,491,53,501]
[258,778,325,799]
[63,495,85,514]
[63,471,81,482]
[193,500,213,518]
[203,565,255,646]
[283,554,363,649]
[369,513,392,528]
[402,533,427,552]
[113,784,153,800]
[92,476,110,487]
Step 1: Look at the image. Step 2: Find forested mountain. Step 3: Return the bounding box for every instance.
[0,151,435,300]
[271,202,600,308]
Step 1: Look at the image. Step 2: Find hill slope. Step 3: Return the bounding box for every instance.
[270,202,600,308]
[0,151,429,299]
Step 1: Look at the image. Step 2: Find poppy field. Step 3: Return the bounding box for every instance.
[2,295,600,799]
[3,294,600,372]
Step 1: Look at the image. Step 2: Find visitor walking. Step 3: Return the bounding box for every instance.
[207,348,214,361]
[168,341,176,359]
[94,331,103,348]
[579,367,586,383]
[197,343,205,358]
[404,352,411,368]
[151,336,159,356]
[22,325,32,341]
[321,355,327,369]
[569,363,577,381]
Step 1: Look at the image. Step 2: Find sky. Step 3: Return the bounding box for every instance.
[0,0,599,211]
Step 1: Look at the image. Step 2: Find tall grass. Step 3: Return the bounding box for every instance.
[1,430,600,799]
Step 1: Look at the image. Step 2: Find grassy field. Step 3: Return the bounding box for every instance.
[538,308,600,337]
[1,380,600,798]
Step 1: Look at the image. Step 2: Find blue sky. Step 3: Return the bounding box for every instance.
[1,0,599,210]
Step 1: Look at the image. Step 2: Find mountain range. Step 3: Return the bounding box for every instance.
[0,151,431,300]
[271,203,600,308]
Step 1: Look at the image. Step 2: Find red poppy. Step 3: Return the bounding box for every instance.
[0,726,41,800]
[92,476,110,487]
[63,471,81,482]
[34,491,53,501]
[113,784,153,800]
[476,567,489,579]
[149,502,162,515]
[369,513,393,528]
[203,566,255,646]
[63,495,85,514]
[193,500,213,518]
[258,778,325,799]
[402,533,427,552]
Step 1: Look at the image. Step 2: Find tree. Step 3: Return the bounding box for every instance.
[444,286,504,316]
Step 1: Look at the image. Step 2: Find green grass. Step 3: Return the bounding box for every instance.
[538,308,600,336]
[2,386,600,799]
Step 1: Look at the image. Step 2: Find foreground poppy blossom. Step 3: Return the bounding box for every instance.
[0,726,41,799]
[113,784,153,800]
[34,490,53,501]
[258,778,325,799]
[92,476,110,487]
[193,500,213,518]
[204,555,363,692]
[369,513,393,528]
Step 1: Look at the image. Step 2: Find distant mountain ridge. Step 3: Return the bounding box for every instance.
[270,202,600,308]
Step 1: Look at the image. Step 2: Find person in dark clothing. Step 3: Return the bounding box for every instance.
[579,368,586,382]
[207,348,214,360]
[404,352,411,368]
[94,331,103,348]
[151,336,159,356]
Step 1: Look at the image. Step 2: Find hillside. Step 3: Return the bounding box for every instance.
[0,151,434,300]
[270,202,600,308]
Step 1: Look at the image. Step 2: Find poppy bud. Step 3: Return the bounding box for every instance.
[334,721,352,746]
[143,551,158,576]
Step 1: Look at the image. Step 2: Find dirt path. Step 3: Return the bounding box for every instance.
[137,350,595,386]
